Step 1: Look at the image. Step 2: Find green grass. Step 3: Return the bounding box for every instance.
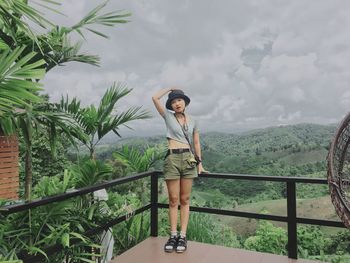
[279,149,328,165]
[213,195,342,237]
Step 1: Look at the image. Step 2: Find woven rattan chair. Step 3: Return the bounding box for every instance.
[327,112,350,228]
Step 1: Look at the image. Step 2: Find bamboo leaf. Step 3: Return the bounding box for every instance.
[61,233,70,248]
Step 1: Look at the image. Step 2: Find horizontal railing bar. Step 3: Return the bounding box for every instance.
[158,204,346,228]
[20,204,152,263]
[196,172,328,184]
[85,204,152,236]
[0,171,327,215]
[297,217,346,228]
[158,203,287,222]
[0,171,159,214]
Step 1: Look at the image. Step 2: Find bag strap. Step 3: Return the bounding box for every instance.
[174,113,195,154]
[174,114,202,164]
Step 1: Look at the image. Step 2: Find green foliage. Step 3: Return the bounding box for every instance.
[106,192,150,255]
[0,164,140,261]
[325,230,350,256]
[14,99,88,200]
[0,0,149,261]
[187,212,241,248]
[113,145,166,173]
[69,159,113,188]
[192,189,233,209]
[57,83,151,159]
[98,124,333,204]
[244,221,287,255]
[0,0,131,72]
[0,46,45,121]
[297,225,331,256]
[18,129,71,190]
[1,0,128,201]
[0,0,56,48]
[0,199,102,262]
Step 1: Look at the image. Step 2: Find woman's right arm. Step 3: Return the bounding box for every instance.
[152,88,172,116]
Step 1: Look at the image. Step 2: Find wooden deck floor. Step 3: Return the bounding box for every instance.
[111,237,320,263]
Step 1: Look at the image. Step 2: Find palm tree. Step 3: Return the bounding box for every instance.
[58,83,151,160]
[1,0,130,72]
[13,102,88,200]
[1,1,132,200]
[0,0,131,113]
[0,0,60,114]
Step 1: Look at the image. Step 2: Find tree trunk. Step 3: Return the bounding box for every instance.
[90,147,95,160]
[24,143,33,201]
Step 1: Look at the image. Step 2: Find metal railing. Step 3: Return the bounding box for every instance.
[0,171,346,261]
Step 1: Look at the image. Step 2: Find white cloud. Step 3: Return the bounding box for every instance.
[40,0,350,135]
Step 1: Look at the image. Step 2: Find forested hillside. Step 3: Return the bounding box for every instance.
[95,123,336,204]
[99,123,336,158]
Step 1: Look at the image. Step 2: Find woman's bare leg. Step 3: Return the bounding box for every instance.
[166,179,180,232]
[179,178,193,233]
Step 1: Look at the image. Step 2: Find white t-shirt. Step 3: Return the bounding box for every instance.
[161,110,199,145]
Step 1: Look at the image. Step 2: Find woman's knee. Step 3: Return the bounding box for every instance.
[169,195,179,207]
[180,195,190,206]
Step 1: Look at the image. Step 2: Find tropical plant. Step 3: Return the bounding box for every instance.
[0,0,57,116]
[57,83,151,159]
[244,220,287,255]
[1,0,132,200]
[0,160,123,262]
[297,225,331,256]
[12,101,88,200]
[0,0,130,114]
[108,192,150,255]
[69,159,113,189]
[111,145,164,202]
[113,145,165,173]
[18,128,72,190]
[0,0,130,71]
[0,46,45,123]
[186,212,241,248]
[0,0,131,126]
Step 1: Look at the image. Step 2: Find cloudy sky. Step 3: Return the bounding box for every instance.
[40,0,350,137]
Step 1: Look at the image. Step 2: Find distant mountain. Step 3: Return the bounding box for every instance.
[97,123,336,156]
[201,123,336,156]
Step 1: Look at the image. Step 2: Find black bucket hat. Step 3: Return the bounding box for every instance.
[165,90,191,110]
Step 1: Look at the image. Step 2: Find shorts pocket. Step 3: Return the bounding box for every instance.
[185,158,197,169]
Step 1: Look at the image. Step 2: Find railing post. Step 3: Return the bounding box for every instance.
[287,181,297,259]
[150,171,158,237]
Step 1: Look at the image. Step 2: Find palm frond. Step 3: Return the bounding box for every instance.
[97,82,131,122]
[57,85,151,156]
[113,145,165,173]
[44,33,100,71]
[70,159,112,188]
[0,0,59,48]
[100,106,150,139]
[0,46,45,118]
[68,0,131,38]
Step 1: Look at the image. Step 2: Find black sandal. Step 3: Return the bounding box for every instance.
[176,236,187,253]
[164,236,178,253]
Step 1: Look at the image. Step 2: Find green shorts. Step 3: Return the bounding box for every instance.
[163,151,198,180]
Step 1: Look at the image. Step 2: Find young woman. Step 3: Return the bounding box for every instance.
[152,88,206,253]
